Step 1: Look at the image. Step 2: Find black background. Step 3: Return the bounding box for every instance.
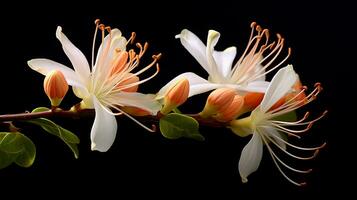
[0,0,353,198]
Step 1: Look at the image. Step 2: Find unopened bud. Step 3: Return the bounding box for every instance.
[215,95,244,122]
[43,70,69,107]
[200,88,236,118]
[160,79,189,115]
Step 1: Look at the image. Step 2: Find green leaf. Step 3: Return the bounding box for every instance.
[25,118,79,159]
[0,132,36,169]
[14,133,36,168]
[0,132,25,153]
[273,111,297,122]
[159,113,204,141]
[0,150,15,170]
[32,107,50,113]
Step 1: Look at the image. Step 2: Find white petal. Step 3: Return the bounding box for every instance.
[238,133,263,183]
[156,72,220,98]
[243,81,270,93]
[175,29,210,74]
[90,96,118,152]
[213,46,237,78]
[111,92,161,115]
[56,26,90,82]
[262,127,286,150]
[206,30,223,81]
[216,81,269,94]
[28,59,85,88]
[260,65,298,112]
[94,29,127,71]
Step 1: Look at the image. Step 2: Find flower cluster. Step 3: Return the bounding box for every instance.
[0,20,326,186]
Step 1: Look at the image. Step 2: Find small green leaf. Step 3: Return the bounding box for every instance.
[0,132,25,153]
[14,133,36,168]
[273,111,297,122]
[0,132,36,169]
[32,107,50,113]
[25,118,79,159]
[159,113,204,141]
[0,150,15,170]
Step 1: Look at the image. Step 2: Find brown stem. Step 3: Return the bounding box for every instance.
[0,109,94,122]
[0,109,228,128]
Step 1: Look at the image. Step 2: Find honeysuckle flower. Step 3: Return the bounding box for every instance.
[28,20,161,152]
[157,22,290,99]
[230,65,326,186]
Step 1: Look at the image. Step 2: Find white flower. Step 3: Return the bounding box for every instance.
[157,22,290,99]
[28,20,161,152]
[235,65,326,186]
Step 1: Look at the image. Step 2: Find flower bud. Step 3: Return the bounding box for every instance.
[43,70,69,107]
[160,79,189,115]
[200,88,236,118]
[215,94,244,122]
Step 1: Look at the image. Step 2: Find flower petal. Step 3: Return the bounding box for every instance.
[238,133,263,183]
[243,81,270,93]
[110,92,161,115]
[94,29,127,71]
[56,26,90,82]
[213,46,237,78]
[91,96,118,152]
[263,127,286,150]
[175,29,210,74]
[156,72,221,98]
[260,65,298,112]
[28,59,84,88]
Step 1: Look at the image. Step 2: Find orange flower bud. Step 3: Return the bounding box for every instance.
[160,79,189,115]
[215,94,244,122]
[43,70,69,107]
[200,88,236,118]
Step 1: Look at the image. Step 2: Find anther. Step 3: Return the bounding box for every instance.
[94,19,101,25]
[250,22,257,28]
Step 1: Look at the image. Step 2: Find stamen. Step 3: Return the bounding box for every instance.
[126,32,136,45]
[115,106,156,132]
[264,133,320,160]
[260,135,307,186]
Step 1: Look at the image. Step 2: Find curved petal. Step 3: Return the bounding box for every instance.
[213,46,237,78]
[28,59,85,88]
[206,30,222,81]
[243,81,270,93]
[90,96,118,152]
[56,26,90,82]
[260,65,298,112]
[156,72,220,98]
[238,133,263,183]
[110,92,161,115]
[94,29,127,71]
[175,29,210,74]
